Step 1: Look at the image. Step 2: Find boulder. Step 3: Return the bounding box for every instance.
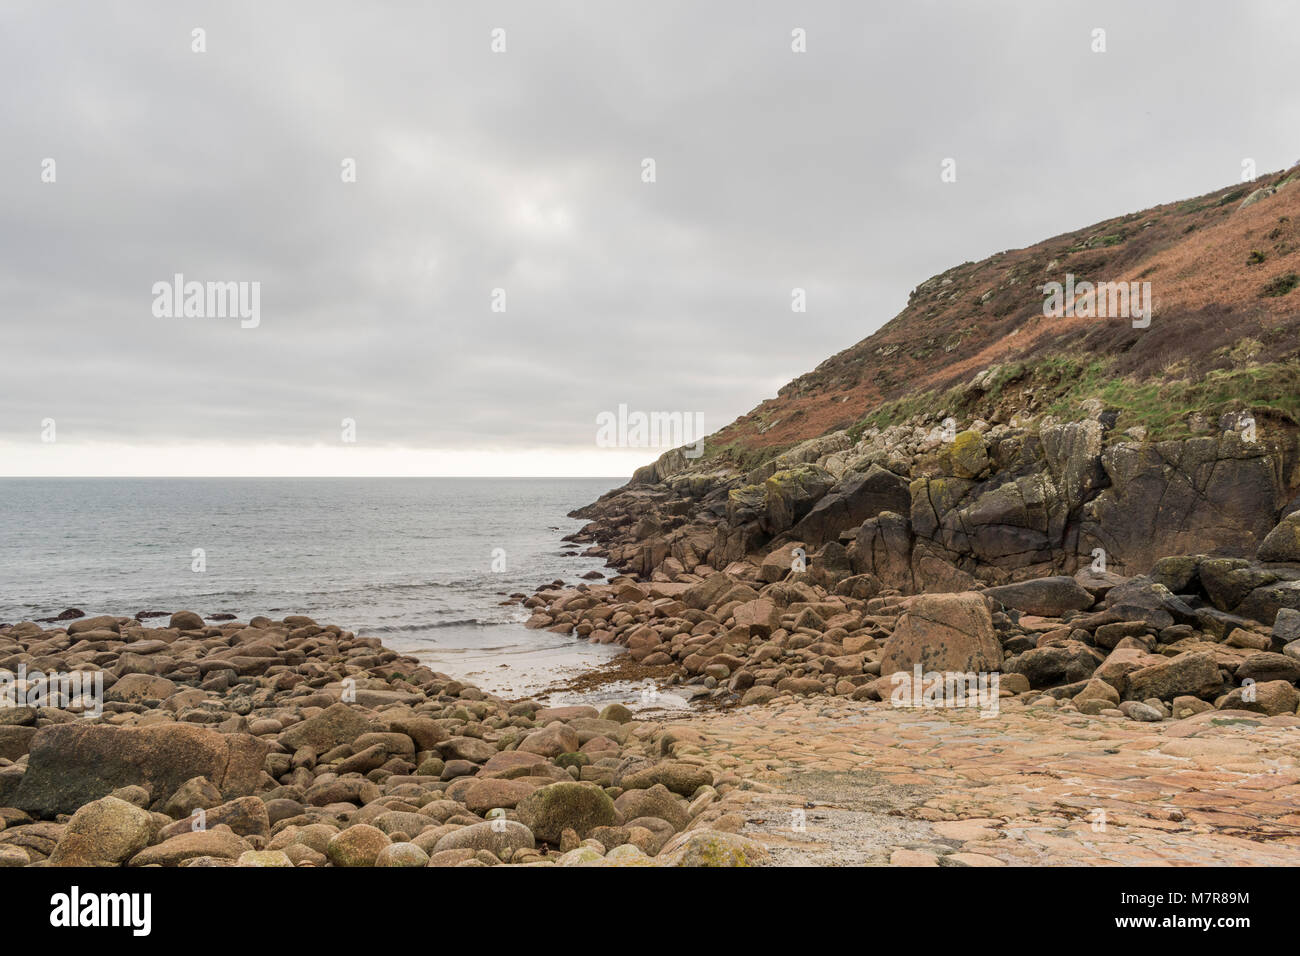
[1123,652,1223,702]
[168,611,205,631]
[732,599,780,638]
[325,825,391,867]
[1273,608,1300,644]
[1007,642,1103,688]
[47,796,153,867]
[1234,652,1300,685]
[375,842,430,868]
[13,723,268,817]
[277,703,371,753]
[515,782,617,844]
[1258,512,1300,562]
[613,761,713,797]
[878,592,1002,677]
[982,577,1094,617]
[462,778,537,813]
[613,784,689,832]
[660,829,769,867]
[431,820,535,856]
[105,673,177,704]
[1221,680,1300,716]
[128,828,251,867]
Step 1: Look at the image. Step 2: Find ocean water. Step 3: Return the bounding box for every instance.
[0,477,642,698]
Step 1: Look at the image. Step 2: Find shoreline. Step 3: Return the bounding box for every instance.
[0,607,766,867]
[3,589,1300,867]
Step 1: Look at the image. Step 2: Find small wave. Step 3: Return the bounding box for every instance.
[365,618,502,633]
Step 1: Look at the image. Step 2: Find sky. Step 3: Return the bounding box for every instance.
[1,0,1297,477]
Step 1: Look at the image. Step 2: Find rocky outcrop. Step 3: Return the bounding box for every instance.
[1080,436,1282,573]
[572,412,1295,600]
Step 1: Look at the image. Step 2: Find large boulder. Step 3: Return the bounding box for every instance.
[47,796,153,867]
[516,782,616,844]
[732,599,780,638]
[0,726,36,761]
[12,723,268,817]
[982,576,1094,617]
[326,825,390,867]
[660,830,770,867]
[1006,641,1104,688]
[878,592,1002,676]
[128,829,251,867]
[1258,512,1300,562]
[277,702,371,753]
[681,573,737,611]
[1123,651,1224,702]
[432,820,535,856]
[612,760,713,797]
[1220,680,1300,716]
[1234,652,1300,685]
[1104,577,1198,630]
[613,784,690,832]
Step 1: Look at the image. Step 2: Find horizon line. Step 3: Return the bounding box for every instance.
[0,474,632,480]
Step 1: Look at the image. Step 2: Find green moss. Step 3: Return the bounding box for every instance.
[1261,272,1299,298]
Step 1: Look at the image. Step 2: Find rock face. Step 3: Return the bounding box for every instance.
[878,593,1002,676]
[786,465,910,548]
[13,724,268,817]
[1080,437,1281,574]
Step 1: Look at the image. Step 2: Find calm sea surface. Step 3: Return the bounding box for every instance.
[0,478,653,700]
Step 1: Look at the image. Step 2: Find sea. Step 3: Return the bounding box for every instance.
[0,477,681,706]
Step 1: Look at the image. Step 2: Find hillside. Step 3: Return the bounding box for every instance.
[699,167,1300,468]
[571,169,1300,595]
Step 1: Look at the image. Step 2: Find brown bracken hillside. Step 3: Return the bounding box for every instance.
[704,168,1300,465]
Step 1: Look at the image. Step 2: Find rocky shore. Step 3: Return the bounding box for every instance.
[533,411,1300,725]
[6,423,1300,869]
[0,610,768,867]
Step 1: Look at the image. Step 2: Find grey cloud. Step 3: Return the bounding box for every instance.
[2,0,1296,459]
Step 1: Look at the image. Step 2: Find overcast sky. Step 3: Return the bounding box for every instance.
[2,0,1297,476]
